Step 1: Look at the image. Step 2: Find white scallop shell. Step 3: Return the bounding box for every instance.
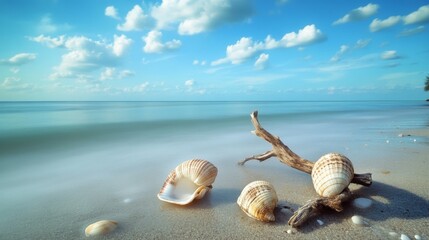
[311,153,354,197]
[237,180,278,222]
[85,220,117,237]
[157,159,218,205]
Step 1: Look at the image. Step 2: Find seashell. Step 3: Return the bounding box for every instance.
[311,153,354,197]
[85,220,117,237]
[157,159,218,205]
[237,180,278,222]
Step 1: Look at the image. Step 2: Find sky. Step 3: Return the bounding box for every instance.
[0,0,428,101]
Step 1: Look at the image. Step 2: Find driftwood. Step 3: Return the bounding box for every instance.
[239,111,372,227]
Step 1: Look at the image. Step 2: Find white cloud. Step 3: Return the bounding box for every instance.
[355,39,371,48]
[279,24,325,47]
[193,60,206,66]
[333,3,379,25]
[370,16,401,32]
[212,25,324,65]
[224,37,263,64]
[0,53,36,66]
[403,5,429,25]
[100,67,134,81]
[37,15,71,33]
[381,50,400,60]
[119,70,134,78]
[105,6,120,20]
[117,5,152,31]
[142,30,181,53]
[330,45,349,62]
[123,82,150,93]
[29,35,66,48]
[32,34,132,80]
[185,79,195,87]
[399,26,425,37]
[151,0,252,35]
[0,77,33,91]
[38,15,57,33]
[113,34,133,56]
[100,67,116,81]
[254,53,269,70]
[183,79,206,94]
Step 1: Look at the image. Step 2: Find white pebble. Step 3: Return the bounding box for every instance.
[316,219,324,226]
[287,229,292,234]
[414,235,421,240]
[389,232,399,237]
[351,215,368,226]
[401,234,411,240]
[352,198,373,209]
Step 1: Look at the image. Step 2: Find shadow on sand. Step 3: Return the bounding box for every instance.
[290,181,429,233]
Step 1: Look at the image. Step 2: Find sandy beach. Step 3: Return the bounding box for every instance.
[0,101,428,239]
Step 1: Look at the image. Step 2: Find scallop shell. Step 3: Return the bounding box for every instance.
[237,180,278,222]
[311,153,354,197]
[85,220,117,237]
[157,159,218,205]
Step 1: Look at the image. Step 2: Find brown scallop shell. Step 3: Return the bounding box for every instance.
[237,180,278,222]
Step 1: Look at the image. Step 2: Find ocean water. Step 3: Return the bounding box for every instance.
[0,101,428,239]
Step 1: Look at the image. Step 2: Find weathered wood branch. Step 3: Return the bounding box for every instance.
[239,111,372,227]
[240,111,372,186]
[288,188,352,227]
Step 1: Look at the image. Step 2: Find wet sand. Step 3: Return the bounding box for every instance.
[1,124,428,240]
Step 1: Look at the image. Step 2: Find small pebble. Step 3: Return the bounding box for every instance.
[414,235,421,240]
[287,229,292,234]
[351,215,367,226]
[352,198,373,209]
[389,232,399,237]
[401,234,411,240]
[316,219,324,226]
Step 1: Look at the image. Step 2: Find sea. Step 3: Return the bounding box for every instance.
[0,101,428,239]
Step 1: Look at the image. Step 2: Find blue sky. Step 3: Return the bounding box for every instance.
[0,0,428,101]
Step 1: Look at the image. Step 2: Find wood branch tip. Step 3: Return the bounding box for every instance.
[251,111,258,118]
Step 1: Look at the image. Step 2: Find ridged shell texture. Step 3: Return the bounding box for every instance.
[158,159,218,205]
[311,153,354,197]
[161,159,218,189]
[237,180,278,222]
